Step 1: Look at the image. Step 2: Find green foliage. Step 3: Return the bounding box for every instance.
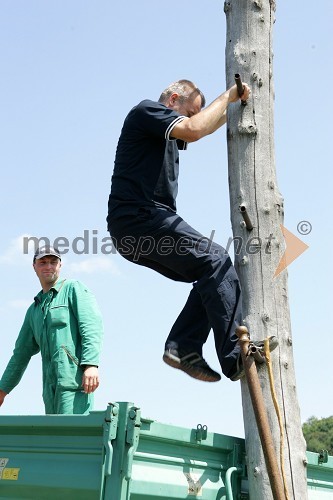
[303,416,333,455]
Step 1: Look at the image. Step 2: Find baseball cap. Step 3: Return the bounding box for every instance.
[33,246,61,262]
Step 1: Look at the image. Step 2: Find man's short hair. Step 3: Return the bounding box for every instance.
[158,79,206,108]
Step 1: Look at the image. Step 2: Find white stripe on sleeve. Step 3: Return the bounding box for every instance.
[165,116,186,141]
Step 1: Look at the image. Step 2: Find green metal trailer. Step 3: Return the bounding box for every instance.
[0,402,332,499]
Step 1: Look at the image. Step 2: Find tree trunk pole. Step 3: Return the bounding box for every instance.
[224,1,308,499]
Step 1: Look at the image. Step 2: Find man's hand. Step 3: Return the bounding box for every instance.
[228,83,251,103]
[82,366,99,394]
[0,389,8,407]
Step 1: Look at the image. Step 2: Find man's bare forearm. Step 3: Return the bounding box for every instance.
[171,91,230,142]
[171,83,250,143]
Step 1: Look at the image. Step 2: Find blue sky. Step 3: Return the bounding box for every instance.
[0,0,332,438]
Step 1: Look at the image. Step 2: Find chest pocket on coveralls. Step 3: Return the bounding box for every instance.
[48,305,68,328]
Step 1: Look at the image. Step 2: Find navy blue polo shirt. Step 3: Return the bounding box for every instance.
[107,100,187,220]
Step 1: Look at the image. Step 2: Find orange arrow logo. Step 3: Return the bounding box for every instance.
[274,225,309,278]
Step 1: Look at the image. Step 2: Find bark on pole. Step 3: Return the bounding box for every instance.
[224,1,308,499]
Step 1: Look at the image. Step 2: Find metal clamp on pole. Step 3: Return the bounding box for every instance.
[239,204,253,231]
[235,73,247,106]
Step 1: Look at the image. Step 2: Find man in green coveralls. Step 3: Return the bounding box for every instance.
[0,246,104,414]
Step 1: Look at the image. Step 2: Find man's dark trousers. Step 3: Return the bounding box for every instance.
[108,206,242,378]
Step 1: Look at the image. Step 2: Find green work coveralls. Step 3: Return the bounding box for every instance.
[0,279,103,414]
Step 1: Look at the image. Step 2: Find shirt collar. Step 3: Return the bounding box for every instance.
[34,278,66,305]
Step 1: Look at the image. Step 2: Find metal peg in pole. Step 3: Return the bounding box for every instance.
[239,204,254,231]
[235,73,247,105]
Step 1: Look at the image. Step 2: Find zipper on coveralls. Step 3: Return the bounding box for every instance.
[61,345,79,366]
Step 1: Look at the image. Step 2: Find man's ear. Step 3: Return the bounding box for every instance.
[169,93,179,107]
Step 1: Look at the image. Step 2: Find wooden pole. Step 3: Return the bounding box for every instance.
[224,0,308,498]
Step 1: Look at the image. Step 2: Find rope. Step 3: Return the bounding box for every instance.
[264,338,290,500]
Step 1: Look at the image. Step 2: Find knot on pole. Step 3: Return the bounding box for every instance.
[238,122,258,135]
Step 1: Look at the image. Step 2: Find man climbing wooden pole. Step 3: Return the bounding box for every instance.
[225,0,308,499]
